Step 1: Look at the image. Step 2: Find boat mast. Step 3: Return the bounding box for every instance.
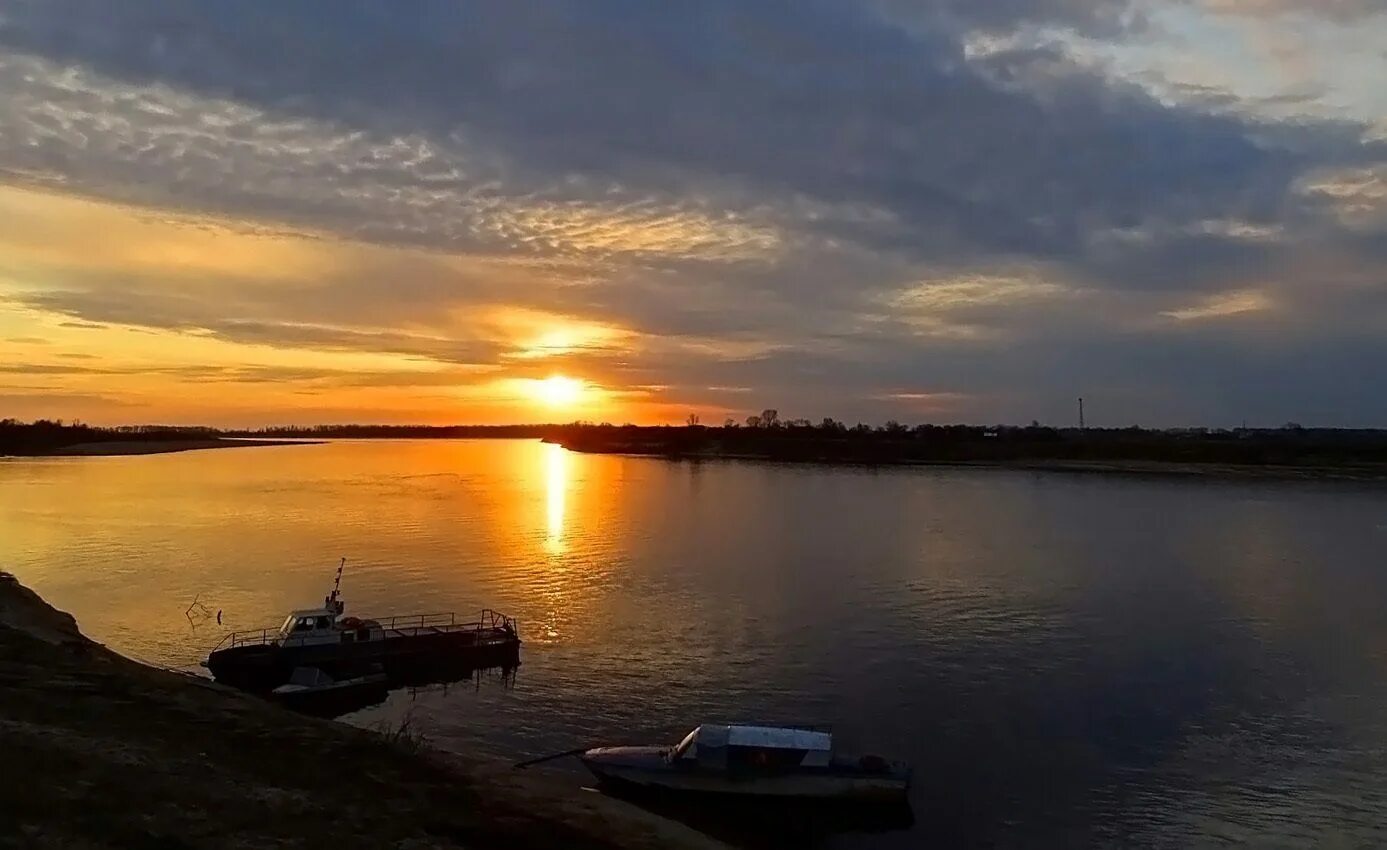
[327,558,346,615]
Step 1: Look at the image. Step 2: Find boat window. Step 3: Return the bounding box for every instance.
[696,744,727,770]
[293,618,314,633]
[315,616,332,630]
[727,745,807,771]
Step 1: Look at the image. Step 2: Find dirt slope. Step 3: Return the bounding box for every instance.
[0,571,726,850]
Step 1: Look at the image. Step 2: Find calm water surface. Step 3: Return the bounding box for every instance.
[3,440,1386,847]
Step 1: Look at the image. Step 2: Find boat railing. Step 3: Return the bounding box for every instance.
[375,612,457,630]
[478,608,518,635]
[213,628,279,651]
[211,609,518,652]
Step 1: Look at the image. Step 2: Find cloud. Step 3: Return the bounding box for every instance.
[891,272,1075,311]
[0,359,498,389]
[0,50,779,264]
[0,391,145,410]
[871,0,1146,37]
[13,285,502,367]
[1299,165,1387,231]
[872,390,973,414]
[874,269,1081,341]
[0,1,1324,268]
[1193,0,1387,21]
[1160,288,1275,321]
[0,362,116,375]
[0,0,1383,425]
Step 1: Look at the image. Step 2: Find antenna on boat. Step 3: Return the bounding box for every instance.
[327,558,346,615]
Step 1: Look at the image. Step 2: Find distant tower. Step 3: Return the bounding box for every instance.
[1078,397,1085,430]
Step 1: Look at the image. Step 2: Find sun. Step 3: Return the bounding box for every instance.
[533,375,584,408]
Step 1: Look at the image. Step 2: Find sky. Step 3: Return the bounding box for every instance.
[0,1,1384,428]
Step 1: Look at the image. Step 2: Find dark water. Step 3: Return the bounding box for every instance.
[3,439,1386,846]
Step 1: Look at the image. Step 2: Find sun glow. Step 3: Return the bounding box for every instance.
[533,375,585,408]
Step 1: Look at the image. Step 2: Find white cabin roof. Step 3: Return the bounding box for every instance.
[289,608,334,619]
[693,724,832,751]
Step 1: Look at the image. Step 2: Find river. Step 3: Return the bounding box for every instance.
[3,439,1385,846]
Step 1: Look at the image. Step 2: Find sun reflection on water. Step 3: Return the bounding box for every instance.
[544,441,568,555]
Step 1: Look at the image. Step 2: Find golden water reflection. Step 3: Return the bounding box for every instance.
[543,441,568,554]
[0,440,635,660]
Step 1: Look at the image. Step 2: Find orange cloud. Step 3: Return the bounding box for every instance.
[0,184,698,425]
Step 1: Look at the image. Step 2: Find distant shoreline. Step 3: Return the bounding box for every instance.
[15,438,317,458]
[8,420,1387,482]
[552,441,1387,483]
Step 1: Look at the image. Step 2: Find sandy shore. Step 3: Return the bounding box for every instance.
[49,438,314,456]
[0,571,726,850]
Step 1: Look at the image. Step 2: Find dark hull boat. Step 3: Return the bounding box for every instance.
[581,724,911,804]
[206,611,520,692]
[269,665,389,716]
[204,561,520,693]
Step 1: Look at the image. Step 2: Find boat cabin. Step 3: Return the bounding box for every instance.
[278,608,339,642]
[276,601,382,647]
[671,724,832,772]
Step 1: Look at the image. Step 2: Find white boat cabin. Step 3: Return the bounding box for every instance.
[276,596,381,647]
[277,608,341,645]
[671,724,833,771]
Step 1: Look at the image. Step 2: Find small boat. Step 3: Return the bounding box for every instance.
[204,560,520,691]
[270,665,388,715]
[579,724,911,802]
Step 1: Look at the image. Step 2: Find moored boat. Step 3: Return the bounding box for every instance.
[270,665,389,715]
[204,561,520,691]
[579,724,911,802]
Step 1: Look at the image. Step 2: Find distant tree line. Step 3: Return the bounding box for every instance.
[547,415,1387,468]
[0,419,218,454]
[224,423,558,439]
[6,416,1387,468]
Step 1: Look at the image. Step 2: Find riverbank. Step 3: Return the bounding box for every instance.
[47,438,314,457]
[550,428,1387,483]
[0,572,725,850]
[559,445,1387,482]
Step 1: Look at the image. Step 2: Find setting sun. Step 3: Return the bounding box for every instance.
[533,375,585,408]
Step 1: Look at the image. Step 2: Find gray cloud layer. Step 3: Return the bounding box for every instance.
[0,0,1384,425]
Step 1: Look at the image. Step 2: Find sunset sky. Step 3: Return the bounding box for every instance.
[1,1,1384,427]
